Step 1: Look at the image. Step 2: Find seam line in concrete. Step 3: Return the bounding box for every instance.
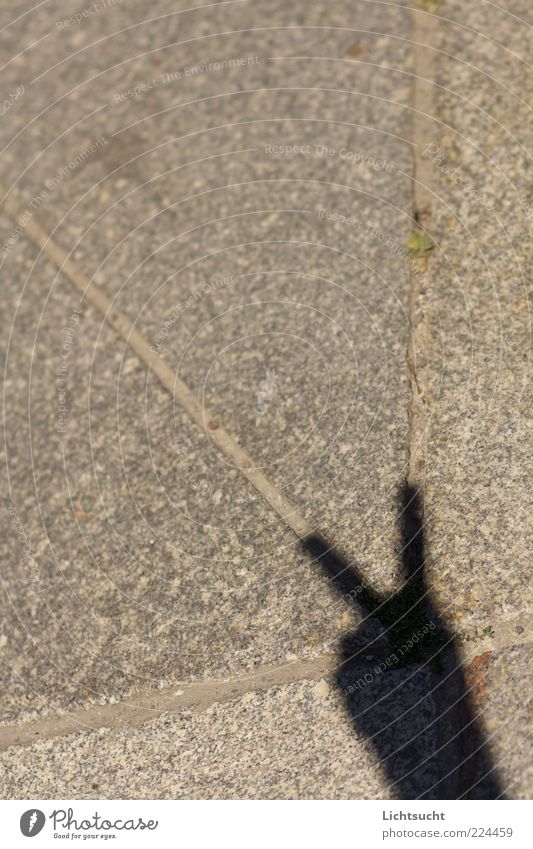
[0,182,313,542]
[0,653,340,751]
[0,615,528,753]
[407,0,436,488]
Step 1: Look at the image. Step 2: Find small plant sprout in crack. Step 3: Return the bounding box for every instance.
[407,232,435,259]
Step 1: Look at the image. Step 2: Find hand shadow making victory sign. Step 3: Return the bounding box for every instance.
[302,483,503,800]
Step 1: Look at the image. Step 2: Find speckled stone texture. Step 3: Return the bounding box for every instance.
[416,0,532,797]
[0,0,413,723]
[0,0,530,801]
[0,675,433,800]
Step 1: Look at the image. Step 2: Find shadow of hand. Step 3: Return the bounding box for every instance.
[301,484,502,799]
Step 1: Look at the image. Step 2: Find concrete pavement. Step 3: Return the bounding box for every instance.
[0,0,530,799]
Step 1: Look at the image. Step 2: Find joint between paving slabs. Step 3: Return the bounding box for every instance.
[0,614,529,754]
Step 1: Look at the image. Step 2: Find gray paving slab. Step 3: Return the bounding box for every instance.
[0,222,356,721]
[411,0,532,795]
[0,0,415,589]
[419,0,532,630]
[3,645,523,800]
[0,0,530,801]
[1,0,416,726]
[0,673,428,800]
